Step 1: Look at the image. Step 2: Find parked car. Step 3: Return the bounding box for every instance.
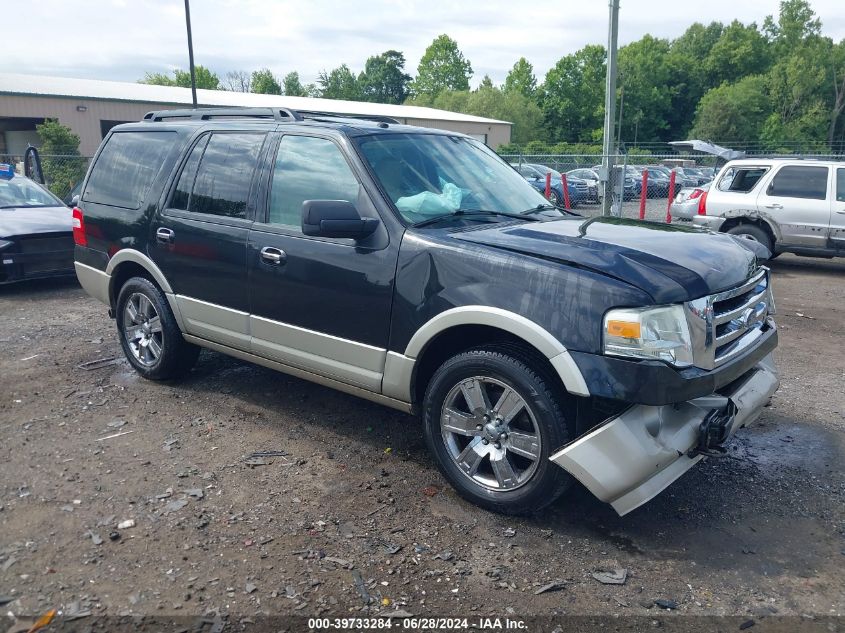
[683,167,713,186]
[671,167,701,189]
[0,164,75,284]
[566,168,600,203]
[682,158,845,260]
[632,166,671,197]
[74,108,779,517]
[511,163,585,207]
[670,183,711,219]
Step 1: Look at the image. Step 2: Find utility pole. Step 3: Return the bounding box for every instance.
[184,0,198,108]
[601,0,620,216]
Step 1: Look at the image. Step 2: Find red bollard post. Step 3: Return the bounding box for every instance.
[561,173,571,210]
[639,169,649,220]
[545,171,552,200]
[665,170,676,224]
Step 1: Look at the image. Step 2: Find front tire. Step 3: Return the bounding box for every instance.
[422,347,573,515]
[115,277,199,380]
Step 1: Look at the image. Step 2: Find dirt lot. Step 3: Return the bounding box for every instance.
[1,254,844,631]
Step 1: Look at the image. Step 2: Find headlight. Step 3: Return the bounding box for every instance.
[603,305,694,367]
[0,239,12,251]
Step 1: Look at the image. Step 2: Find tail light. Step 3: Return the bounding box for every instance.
[72,207,87,246]
[697,191,708,215]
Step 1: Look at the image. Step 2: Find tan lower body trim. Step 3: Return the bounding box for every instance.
[183,334,413,414]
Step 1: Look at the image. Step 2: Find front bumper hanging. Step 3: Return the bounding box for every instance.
[550,354,779,516]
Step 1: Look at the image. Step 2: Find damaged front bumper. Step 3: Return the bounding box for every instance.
[550,353,779,516]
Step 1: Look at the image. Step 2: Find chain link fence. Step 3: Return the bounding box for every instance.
[1,154,90,202]
[501,153,724,222]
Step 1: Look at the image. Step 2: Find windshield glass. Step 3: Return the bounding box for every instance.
[0,176,64,208]
[356,133,553,224]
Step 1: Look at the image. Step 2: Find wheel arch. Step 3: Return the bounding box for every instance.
[106,249,173,308]
[719,215,780,246]
[400,307,590,406]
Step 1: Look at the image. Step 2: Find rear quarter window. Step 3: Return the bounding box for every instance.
[83,131,176,209]
[717,166,769,193]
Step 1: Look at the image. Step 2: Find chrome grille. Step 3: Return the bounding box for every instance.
[685,268,774,370]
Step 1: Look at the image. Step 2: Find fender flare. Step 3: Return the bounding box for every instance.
[719,210,782,243]
[403,306,590,397]
[106,249,174,297]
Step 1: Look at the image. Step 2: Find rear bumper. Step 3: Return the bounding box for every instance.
[550,353,779,516]
[693,215,726,231]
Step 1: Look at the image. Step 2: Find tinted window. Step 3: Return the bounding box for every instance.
[717,167,768,193]
[838,168,845,203]
[84,131,175,209]
[267,136,360,229]
[189,133,265,218]
[768,166,828,200]
[170,135,209,211]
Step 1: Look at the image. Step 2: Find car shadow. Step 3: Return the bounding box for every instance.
[769,254,845,278]
[0,276,80,297]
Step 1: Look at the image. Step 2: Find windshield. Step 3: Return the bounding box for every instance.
[0,176,64,208]
[356,133,554,224]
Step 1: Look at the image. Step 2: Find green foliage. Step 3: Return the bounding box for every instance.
[35,119,86,198]
[141,66,219,90]
[504,58,536,98]
[691,75,771,141]
[704,21,771,85]
[411,34,473,97]
[617,35,674,143]
[359,50,412,104]
[251,68,281,95]
[539,44,606,143]
[318,64,362,100]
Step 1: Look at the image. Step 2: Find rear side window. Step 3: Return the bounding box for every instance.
[84,131,175,209]
[172,132,265,219]
[717,167,768,193]
[767,166,828,200]
[838,168,845,203]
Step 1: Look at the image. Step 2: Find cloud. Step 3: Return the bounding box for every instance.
[5,0,845,87]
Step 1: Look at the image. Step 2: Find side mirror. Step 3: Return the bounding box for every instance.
[301,200,379,240]
[68,194,80,208]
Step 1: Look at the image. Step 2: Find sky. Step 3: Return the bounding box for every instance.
[7,0,845,88]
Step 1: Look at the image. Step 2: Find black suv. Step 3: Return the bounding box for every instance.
[73,108,779,516]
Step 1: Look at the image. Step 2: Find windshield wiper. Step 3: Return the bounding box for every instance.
[411,209,540,229]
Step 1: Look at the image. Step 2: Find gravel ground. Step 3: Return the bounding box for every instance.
[1,254,844,632]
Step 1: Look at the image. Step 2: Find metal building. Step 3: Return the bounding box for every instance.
[0,73,511,157]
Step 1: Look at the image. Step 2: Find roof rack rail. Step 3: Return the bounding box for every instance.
[142,107,303,122]
[296,110,401,125]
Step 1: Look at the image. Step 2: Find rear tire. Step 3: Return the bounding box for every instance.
[726,224,773,260]
[422,347,573,515]
[115,277,199,380]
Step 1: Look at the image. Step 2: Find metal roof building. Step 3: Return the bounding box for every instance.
[0,73,511,157]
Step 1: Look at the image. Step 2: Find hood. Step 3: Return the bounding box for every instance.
[0,206,72,238]
[451,216,759,303]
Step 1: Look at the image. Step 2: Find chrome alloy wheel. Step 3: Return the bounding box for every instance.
[123,292,163,367]
[440,376,542,491]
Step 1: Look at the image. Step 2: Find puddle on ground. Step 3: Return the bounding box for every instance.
[733,420,843,477]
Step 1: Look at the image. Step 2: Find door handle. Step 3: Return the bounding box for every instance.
[156,227,175,243]
[764,203,783,210]
[836,209,845,215]
[260,246,286,265]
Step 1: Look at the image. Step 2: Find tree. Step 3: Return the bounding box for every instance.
[617,35,674,143]
[704,20,771,85]
[691,75,771,142]
[140,65,220,90]
[503,57,536,98]
[223,70,251,92]
[35,119,86,198]
[478,75,494,90]
[359,50,411,104]
[282,71,307,96]
[251,68,282,95]
[764,0,821,50]
[318,64,362,100]
[540,45,606,143]
[411,34,473,97]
